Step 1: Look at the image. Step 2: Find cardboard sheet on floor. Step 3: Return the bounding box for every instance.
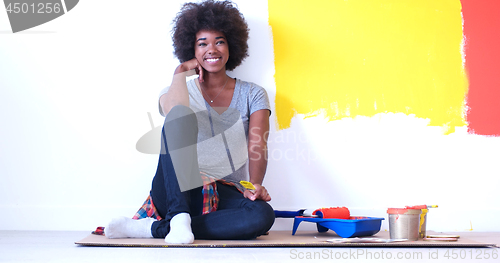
[75,231,497,248]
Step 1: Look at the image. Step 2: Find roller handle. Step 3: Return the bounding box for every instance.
[274,209,306,218]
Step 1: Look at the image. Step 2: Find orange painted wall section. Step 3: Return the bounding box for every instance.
[462,0,500,136]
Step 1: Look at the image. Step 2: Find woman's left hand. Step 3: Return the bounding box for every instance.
[243,184,271,202]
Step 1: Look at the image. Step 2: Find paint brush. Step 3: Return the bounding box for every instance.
[427,205,438,208]
[240,180,255,194]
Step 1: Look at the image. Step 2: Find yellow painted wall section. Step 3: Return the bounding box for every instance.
[269,0,468,133]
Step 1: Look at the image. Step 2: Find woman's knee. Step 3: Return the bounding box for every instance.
[247,200,275,233]
[163,105,198,151]
[166,105,194,121]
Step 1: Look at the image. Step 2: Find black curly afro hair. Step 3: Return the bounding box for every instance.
[172,0,249,71]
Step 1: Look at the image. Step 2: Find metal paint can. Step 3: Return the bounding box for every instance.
[406,205,429,238]
[387,208,421,241]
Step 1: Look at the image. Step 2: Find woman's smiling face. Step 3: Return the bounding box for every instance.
[194,29,229,74]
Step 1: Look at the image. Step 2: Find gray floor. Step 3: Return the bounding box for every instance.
[0,231,498,263]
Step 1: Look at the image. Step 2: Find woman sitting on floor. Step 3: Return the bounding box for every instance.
[105,0,275,244]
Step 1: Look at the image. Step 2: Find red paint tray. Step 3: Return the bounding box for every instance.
[292,216,385,238]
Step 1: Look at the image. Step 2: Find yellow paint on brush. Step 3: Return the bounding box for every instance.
[240,180,255,190]
[269,0,468,133]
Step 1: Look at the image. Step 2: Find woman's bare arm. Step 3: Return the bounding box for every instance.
[159,58,204,115]
[245,109,271,201]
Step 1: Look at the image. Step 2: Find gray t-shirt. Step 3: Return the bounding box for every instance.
[159,78,271,185]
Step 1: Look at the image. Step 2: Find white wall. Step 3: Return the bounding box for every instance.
[1,0,499,233]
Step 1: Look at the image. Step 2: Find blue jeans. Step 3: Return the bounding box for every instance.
[150,105,275,239]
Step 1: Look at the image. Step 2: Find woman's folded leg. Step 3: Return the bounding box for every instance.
[191,183,275,240]
[149,105,201,243]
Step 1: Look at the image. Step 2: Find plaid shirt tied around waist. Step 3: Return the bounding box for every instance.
[133,172,241,220]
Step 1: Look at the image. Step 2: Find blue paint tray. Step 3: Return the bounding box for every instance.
[292,216,385,238]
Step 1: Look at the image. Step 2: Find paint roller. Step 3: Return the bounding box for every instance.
[275,207,350,219]
[240,182,351,219]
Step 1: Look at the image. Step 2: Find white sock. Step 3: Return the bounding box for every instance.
[164,213,194,244]
[105,216,155,239]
